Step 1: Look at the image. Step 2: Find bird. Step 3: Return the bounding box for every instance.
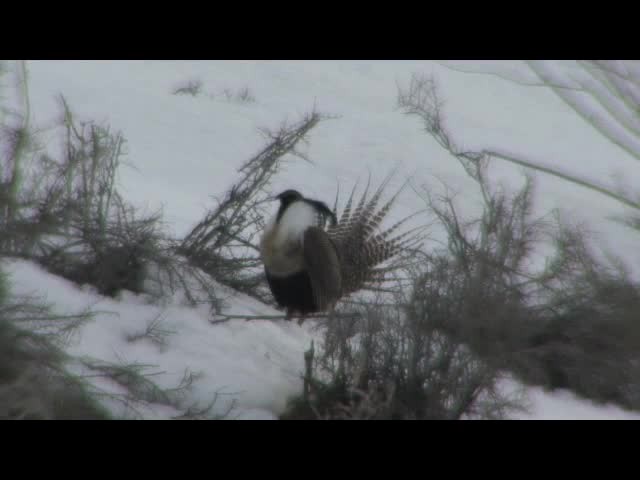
[259,176,422,323]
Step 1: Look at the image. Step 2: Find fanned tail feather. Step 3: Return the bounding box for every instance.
[327,173,425,298]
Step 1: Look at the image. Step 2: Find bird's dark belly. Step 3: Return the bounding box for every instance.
[265,269,317,314]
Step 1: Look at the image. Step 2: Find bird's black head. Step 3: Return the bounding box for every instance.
[276,189,304,208]
[273,189,337,227]
[274,189,304,224]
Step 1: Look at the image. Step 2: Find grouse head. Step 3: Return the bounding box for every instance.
[274,189,336,227]
[275,189,304,206]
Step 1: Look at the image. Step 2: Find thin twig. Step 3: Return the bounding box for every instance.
[210,312,362,324]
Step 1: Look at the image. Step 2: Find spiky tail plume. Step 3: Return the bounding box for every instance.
[327,172,425,296]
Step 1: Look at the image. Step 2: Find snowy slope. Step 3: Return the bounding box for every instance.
[5,258,316,420]
[5,60,640,419]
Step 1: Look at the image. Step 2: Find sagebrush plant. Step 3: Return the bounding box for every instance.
[0,67,216,304]
[125,310,176,351]
[283,291,526,419]
[0,265,111,419]
[283,159,640,418]
[77,358,226,420]
[283,71,640,419]
[0,263,230,419]
[1,60,39,254]
[1,93,166,299]
[281,175,540,419]
[394,71,640,411]
[171,78,256,104]
[172,79,203,97]
[221,86,256,104]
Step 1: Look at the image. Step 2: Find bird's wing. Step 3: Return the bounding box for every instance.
[303,226,342,311]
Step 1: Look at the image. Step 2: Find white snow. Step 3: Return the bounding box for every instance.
[4,258,316,419]
[3,59,640,419]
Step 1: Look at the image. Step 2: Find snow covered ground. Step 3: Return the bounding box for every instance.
[4,60,640,419]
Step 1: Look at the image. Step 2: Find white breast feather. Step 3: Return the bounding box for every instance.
[271,201,317,249]
[260,201,319,277]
